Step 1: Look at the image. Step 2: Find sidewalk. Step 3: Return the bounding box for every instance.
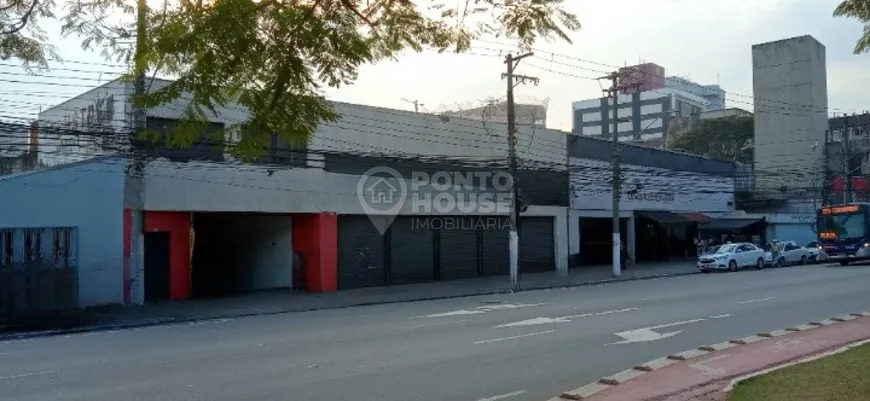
[1,261,697,339]
[574,315,870,401]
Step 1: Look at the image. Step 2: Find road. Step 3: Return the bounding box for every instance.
[2,264,870,401]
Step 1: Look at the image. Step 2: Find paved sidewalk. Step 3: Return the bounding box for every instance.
[1,261,698,339]
[581,316,870,401]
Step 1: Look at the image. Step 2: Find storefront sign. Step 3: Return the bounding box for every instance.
[765,214,816,224]
[626,191,675,203]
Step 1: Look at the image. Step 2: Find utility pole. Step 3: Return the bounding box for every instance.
[401,98,423,112]
[502,52,538,291]
[125,0,148,304]
[598,69,638,278]
[844,113,852,204]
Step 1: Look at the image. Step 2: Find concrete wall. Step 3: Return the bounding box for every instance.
[0,157,126,306]
[36,79,132,167]
[752,35,828,194]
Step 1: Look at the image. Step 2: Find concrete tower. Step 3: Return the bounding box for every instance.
[751,35,828,198]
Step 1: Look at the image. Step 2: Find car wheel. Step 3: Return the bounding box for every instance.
[776,257,785,268]
[839,260,850,266]
[728,260,738,272]
[800,255,807,265]
[756,258,765,269]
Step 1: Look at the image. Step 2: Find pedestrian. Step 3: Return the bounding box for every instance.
[770,239,781,266]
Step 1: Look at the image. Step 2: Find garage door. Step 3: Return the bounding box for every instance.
[390,217,435,285]
[439,222,479,280]
[481,228,509,276]
[337,215,386,289]
[520,216,555,273]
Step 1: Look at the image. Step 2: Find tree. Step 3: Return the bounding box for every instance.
[1,0,58,69]
[8,0,581,160]
[834,0,870,54]
[671,116,753,163]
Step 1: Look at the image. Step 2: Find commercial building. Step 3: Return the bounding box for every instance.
[0,78,570,307]
[571,65,722,148]
[567,136,743,266]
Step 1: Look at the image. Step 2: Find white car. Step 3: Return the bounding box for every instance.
[697,243,767,272]
[804,241,827,262]
[765,241,811,267]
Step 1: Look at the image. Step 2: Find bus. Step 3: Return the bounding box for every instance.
[816,203,870,265]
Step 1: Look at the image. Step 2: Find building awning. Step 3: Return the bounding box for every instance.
[637,211,692,224]
[678,212,711,223]
[701,218,764,230]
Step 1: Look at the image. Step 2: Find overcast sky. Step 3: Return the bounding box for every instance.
[0,0,868,131]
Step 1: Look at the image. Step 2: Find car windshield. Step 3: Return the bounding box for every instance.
[715,244,737,254]
[818,211,867,240]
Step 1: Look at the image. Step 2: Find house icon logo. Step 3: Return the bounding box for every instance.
[357,166,407,234]
[366,177,398,205]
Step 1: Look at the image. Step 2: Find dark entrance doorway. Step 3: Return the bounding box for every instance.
[144,232,171,301]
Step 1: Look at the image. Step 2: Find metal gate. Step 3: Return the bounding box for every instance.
[520,217,556,273]
[481,228,509,276]
[390,217,435,285]
[439,223,479,280]
[337,216,386,289]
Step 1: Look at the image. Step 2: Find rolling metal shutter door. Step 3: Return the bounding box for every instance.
[481,229,509,276]
[520,216,555,273]
[390,217,435,285]
[439,224,479,280]
[337,215,385,289]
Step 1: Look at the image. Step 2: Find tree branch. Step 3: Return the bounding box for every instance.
[1,0,40,35]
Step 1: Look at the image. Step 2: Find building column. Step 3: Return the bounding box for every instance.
[292,212,338,292]
[568,210,581,266]
[553,208,569,276]
[143,211,191,301]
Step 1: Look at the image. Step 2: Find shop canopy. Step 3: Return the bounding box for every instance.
[636,211,694,224]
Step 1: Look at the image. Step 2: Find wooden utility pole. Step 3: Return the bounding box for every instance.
[125,0,148,304]
[502,52,538,291]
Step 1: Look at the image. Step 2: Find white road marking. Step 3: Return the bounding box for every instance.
[414,303,547,319]
[476,390,529,401]
[495,307,639,328]
[401,320,468,330]
[475,330,557,344]
[0,339,33,345]
[0,370,53,381]
[735,297,774,305]
[610,314,732,345]
[0,349,35,356]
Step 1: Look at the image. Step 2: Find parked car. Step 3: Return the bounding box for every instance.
[697,243,766,272]
[765,241,811,267]
[805,240,827,262]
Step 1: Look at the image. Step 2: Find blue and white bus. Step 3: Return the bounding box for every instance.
[817,203,870,265]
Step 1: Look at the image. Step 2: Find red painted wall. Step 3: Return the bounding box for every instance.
[144,211,191,300]
[292,212,337,292]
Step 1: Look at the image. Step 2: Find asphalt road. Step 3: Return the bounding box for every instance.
[3,264,870,401]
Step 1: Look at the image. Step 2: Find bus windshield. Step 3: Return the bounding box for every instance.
[818,211,867,240]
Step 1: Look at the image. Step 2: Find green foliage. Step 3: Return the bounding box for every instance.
[834,0,870,54]
[6,0,580,161]
[671,116,753,163]
[0,0,59,70]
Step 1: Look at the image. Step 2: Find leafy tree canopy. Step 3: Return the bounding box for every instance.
[3,0,581,160]
[671,116,753,163]
[1,0,58,70]
[834,0,870,54]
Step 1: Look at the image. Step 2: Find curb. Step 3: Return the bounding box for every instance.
[0,270,701,342]
[554,310,870,401]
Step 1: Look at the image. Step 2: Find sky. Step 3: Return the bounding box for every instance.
[0,0,868,132]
